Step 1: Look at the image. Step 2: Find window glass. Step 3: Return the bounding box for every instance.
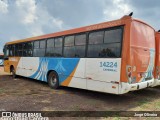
[33,49,45,57]
[104,28,122,43]
[55,37,63,47]
[64,46,75,57]
[24,42,33,49]
[34,41,39,48]
[40,40,46,48]
[89,31,104,44]
[15,44,19,56]
[64,36,74,46]
[16,44,23,56]
[54,48,63,57]
[23,42,33,57]
[75,46,85,57]
[47,38,54,48]
[75,34,86,45]
[87,43,121,58]
[46,48,62,57]
[87,26,123,58]
[8,45,15,56]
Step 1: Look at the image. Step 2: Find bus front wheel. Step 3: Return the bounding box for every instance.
[48,71,59,89]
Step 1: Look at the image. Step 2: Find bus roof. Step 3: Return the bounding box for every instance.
[5,16,154,45]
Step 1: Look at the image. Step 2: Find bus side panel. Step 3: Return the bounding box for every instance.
[67,58,86,89]
[86,58,121,94]
[4,57,21,73]
[25,57,85,87]
[15,57,87,89]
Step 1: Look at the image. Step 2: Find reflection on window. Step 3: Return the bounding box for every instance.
[40,40,46,48]
[89,31,104,44]
[104,28,122,43]
[46,37,63,57]
[55,37,63,47]
[75,34,86,45]
[88,43,121,58]
[47,38,54,48]
[23,42,33,57]
[46,48,62,57]
[87,26,123,58]
[34,49,45,57]
[34,41,39,48]
[64,36,74,46]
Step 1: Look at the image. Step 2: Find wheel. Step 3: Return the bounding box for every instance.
[48,71,59,89]
[11,67,16,78]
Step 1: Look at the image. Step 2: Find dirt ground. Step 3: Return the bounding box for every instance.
[0,66,160,119]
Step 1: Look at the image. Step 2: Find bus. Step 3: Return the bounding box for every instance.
[3,15,155,94]
[0,54,4,66]
[153,31,160,86]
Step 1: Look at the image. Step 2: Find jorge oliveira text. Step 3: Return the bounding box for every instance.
[134,112,157,117]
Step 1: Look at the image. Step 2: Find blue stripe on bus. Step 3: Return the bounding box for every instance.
[29,57,80,83]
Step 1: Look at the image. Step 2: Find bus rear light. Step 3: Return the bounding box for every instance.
[112,86,116,89]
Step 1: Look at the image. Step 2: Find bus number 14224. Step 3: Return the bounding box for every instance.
[100,62,118,68]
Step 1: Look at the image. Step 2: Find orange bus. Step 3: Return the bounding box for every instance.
[153,31,160,86]
[3,15,155,94]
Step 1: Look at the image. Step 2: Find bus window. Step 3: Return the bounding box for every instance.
[64,35,74,46]
[23,42,33,57]
[104,28,122,43]
[54,37,63,57]
[64,35,75,57]
[55,37,63,47]
[33,40,45,57]
[75,34,86,45]
[46,38,54,57]
[15,44,23,56]
[9,45,15,56]
[89,31,104,44]
[46,37,63,57]
[3,45,9,57]
[88,30,104,58]
[75,34,86,57]
[87,27,123,58]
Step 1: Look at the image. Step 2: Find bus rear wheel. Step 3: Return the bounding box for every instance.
[11,67,16,78]
[48,71,59,89]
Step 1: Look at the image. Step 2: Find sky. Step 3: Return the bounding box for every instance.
[0,0,160,53]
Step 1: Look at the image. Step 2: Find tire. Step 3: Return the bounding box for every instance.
[11,67,16,78]
[48,71,59,89]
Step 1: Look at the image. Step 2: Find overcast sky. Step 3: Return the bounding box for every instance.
[0,0,160,53]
